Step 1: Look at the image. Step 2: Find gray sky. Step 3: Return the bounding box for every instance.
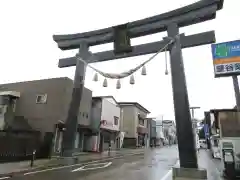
[0,0,238,120]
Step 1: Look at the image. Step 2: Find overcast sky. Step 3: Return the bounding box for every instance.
[0,0,238,120]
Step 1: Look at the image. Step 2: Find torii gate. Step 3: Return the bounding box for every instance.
[53,0,224,170]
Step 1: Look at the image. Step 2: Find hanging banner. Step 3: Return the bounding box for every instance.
[203,124,209,137]
[211,40,240,77]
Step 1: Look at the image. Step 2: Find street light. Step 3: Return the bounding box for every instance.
[189,106,200,120]
[189,106,200,134]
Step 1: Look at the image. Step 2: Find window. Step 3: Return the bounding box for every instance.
[139,119,144,126]
[213,139,219,147]
[114,116,119,125]
[137,113,145,126]
[36,94,47,104]
[0,106,3,114]
[104,135,110,143]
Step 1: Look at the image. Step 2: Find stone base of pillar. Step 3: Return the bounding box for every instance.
[61,149,75,157]
[172,167,207,180]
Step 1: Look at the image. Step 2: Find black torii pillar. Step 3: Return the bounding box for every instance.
[61,44,89,156]
[167,24,197,168]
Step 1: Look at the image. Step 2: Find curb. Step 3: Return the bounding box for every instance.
[0,151,144,178]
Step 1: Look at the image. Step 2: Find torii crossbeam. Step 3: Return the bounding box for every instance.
[53,0,224,170]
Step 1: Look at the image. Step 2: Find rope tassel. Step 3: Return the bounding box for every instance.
[141,65,147,75]
[165,48,169,75]
[116,79,121,89]
[93,73,98,81]
[130,75,135,85]
[103,78,108,87]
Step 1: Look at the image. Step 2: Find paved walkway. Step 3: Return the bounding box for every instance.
[198,149,223,180]
[0,148,145,175]
[168,149,223,180]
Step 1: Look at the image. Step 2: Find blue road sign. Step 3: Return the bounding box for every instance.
[211,40,240,77]
[211,40,240,59]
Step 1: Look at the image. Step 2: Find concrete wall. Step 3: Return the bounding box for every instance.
[150,119,157,138]
[100,98,120,131]
[0,77,92,134]
[120,105,148,138]
[135,107,148,128]
[90,99,102,132]
[120,106,137,138]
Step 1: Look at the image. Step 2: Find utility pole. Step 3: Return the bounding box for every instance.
[190,106,200,133]
[189,106,200,151]
[190,106,200,120]
[232,76,240,110]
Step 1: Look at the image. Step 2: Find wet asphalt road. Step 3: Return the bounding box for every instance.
[9,146,179,180]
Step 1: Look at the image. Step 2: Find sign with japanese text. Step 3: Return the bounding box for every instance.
[211,40,240,77]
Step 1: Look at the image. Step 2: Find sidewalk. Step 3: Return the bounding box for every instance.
[0,148,144,176]
[167,149,223,180]
[198,149,223,180]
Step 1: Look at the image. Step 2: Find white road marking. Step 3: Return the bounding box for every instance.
[160,160,179,180]
[160,170,172,180]
[0,177,10,180]
[72,162,112,172]
[23,152,142,175]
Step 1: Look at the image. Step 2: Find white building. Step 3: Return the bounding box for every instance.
[91,96,121,152]
[155,120,165,146]
[162,120,177,145]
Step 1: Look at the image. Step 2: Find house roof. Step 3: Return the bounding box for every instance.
[162,120,174,123]
[145,117,156,121]
[0,77,70,86]
[92,95,118,105]
[210,108,237,113]
[118,102,150,114]
[0,91,20,98]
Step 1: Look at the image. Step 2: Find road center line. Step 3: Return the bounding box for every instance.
[72,162,112,172]
[24,152,142,175]
[0,177,10,180]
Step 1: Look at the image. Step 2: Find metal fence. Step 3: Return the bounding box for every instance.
[0,130,41,163]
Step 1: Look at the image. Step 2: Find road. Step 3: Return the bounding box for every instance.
[5,146,179,180]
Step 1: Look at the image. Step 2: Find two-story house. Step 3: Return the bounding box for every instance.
[118,102,150,148]
[91,96,121,152]
[0,77,93,157]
